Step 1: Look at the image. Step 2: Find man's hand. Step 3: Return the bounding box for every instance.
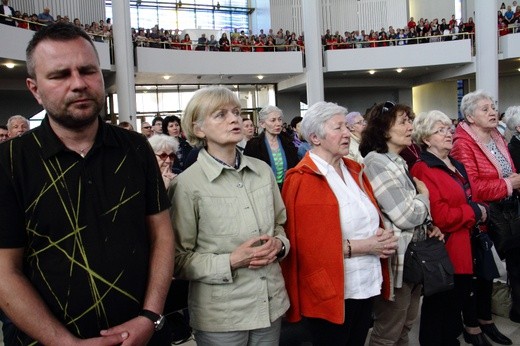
[100,316,154,346]
[75,332,129,345]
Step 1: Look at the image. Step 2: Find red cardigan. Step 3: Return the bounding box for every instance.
[411,152,480,274]
[281,154,390,324]
[451,122,515,203]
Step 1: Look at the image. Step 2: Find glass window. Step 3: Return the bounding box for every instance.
[106,1,250,32]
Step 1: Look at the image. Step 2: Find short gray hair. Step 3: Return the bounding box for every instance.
[258,105,283,123]
[301,101,348,145]
[505,106,520,134]
[7,115,29,130]
[460,90,495,121]
[412,110,452,149]
[148,134,179,153]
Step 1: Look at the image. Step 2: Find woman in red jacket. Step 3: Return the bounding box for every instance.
[411,110,488,346]
[281,101,397,346]
[451,90,520,345]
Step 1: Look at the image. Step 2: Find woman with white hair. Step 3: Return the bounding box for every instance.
[505,106,520,169]
[411,110,488,346]
[244,105,298,188]
[451,90,517,344]
[148,134,179,188]
[281,101,397,346]
[345,111,366,163]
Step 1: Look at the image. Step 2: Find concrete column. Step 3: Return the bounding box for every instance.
[301,0,324,106]
[474,0,498,103]
[111,0,137,126]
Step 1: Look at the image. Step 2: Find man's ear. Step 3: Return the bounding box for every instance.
[26,78,43,105]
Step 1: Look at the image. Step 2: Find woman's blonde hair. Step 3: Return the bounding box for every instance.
[182,86,241,147]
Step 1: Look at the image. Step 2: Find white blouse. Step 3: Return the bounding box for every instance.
[310,152,382,299]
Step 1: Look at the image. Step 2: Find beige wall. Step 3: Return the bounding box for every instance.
[412,81,459,118]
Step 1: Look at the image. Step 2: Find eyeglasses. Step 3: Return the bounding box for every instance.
[156,152,176,160]
[353,120,367,126]
[432,127,451,136]
[381,101,395,115]
[142,126,152,129]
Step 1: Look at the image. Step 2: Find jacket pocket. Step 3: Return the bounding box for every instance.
[303,268,337,302]
[198,196,240,237]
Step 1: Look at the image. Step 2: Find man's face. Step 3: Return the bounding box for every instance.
[153,121,162,134]
[8,119,29,137]
[141,122,153,137]
[26,38,105,130]
[0,128,8,142]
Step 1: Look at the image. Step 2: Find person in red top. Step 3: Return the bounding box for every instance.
[368,32,378,47]
[407,17,416,30]
[451,90,518,345]
[449,14,458,30]
[281,101,396,346]
[17,13,30,29]
[254,37,265,52]
[181,33,192,50]
[499,18,509,36]
[411,110,488,346]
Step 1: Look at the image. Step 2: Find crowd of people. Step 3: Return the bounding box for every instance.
[4,0,520,55]
[3,15,520,346]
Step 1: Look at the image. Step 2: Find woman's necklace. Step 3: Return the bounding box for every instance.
[267,135,279,148]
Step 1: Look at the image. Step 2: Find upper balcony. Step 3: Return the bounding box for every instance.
[1,23,520,93]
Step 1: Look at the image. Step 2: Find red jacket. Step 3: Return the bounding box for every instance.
[411,151,482,274]
[451,122,515,203]
[281,154,390,324]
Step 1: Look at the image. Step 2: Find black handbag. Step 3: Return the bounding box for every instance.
[403,224,455,297]
[471,228,506,281]
[487,196,520,258]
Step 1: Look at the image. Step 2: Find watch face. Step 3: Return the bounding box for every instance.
[155,315,165,331]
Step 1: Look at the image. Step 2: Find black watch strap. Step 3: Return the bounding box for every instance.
[139,309,165,331]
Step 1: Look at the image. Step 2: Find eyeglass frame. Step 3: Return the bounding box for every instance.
[431,127,451,136]
[155,152,176,160]
[352,119,367,126]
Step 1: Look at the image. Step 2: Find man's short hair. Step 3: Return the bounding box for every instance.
[26,22,98,78]
[7,115,29,130]
[0,125,7,131]
[152,116,163,126]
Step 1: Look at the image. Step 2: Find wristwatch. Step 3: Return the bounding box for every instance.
[276,241,286,258]
[139,309,165,331]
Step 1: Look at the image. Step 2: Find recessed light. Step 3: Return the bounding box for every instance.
[5,63,15,69]
[163,75,171,80]
[518,68,520,72]
[396,68,403,73]
[257,75,264,80]
[368,70,375,75]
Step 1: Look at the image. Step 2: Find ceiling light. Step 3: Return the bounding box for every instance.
[518,68,520,72]
[368,70,375,75]
[4,63,15,69]
[163,75,171,80]
[396,68,403,73]
[257,75,264,80]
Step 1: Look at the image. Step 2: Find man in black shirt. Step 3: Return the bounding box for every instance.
[0,23,174,345]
